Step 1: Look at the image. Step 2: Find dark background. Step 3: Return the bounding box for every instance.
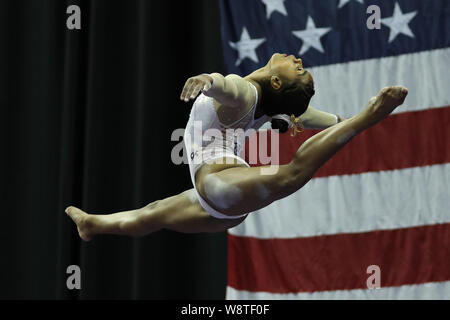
[0,0,228,299]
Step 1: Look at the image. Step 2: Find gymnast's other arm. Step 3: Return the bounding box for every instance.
[299,105,345,129]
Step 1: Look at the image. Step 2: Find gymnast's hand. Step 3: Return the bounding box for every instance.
[180,74,213,102]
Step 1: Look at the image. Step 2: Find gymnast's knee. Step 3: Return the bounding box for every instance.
[280,162,313,193]
[144,200,160,211]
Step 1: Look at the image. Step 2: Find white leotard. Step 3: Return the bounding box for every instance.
[184,82,270,219]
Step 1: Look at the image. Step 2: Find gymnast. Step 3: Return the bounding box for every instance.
[66,53,408,241]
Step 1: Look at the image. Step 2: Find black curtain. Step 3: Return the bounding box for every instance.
[0,0,228,299]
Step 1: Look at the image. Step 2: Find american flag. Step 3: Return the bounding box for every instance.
[219,0,450,299]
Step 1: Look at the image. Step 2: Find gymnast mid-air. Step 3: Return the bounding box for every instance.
[66,53,408,241]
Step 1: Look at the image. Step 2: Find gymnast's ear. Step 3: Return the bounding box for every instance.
[270,76,282,91]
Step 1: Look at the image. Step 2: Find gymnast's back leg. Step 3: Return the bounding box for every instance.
[195,86,408,217]
[65,188,247,241]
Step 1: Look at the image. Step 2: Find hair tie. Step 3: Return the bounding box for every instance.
[290,114,304,137]
[271,114,304,137]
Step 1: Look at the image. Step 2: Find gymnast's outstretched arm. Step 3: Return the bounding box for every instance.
[180,73,255,108]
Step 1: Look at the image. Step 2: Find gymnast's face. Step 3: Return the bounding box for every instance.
[266,53,314,89]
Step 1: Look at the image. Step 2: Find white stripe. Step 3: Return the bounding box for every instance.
[229,163,450,239]
[226,281,450,300]
[308,48,450,117]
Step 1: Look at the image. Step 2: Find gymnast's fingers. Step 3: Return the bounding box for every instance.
[180,78,194,102]
[190,83,204,99]
[184,79,199,101]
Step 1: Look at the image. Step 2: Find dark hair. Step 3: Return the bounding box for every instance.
[258,78,315,133]
[270,118,290,133]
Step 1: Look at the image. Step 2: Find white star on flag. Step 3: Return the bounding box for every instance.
[381,2,417,43]
[229,27,266,66]
[261,0,287,19]
[292,16,331,55]
[338,0,364,9]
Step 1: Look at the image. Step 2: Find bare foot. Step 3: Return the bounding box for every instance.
[65,206,95,242]
[360,86,408,128]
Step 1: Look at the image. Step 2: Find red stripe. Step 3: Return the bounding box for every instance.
[228,223,450,293]
[244,106,450,177]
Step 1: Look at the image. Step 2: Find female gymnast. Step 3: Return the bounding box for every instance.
[66,53,408,241]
